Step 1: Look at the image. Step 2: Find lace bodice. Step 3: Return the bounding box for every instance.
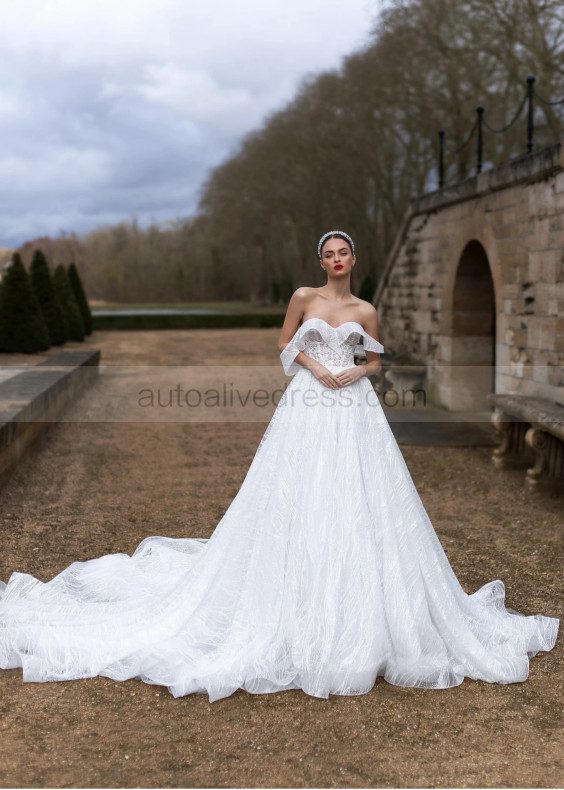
[280,317,385,375]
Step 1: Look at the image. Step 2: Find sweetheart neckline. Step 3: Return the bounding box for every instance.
[298,317,365,332]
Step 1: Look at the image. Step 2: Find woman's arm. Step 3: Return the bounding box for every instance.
[277,288,308,355]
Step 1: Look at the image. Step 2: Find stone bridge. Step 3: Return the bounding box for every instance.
[375,141,564,412]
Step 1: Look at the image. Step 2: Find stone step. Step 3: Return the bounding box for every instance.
[0,349,101,485]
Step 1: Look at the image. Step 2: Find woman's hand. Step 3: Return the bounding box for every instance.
[308,361,348,389]
[334,365,367,387]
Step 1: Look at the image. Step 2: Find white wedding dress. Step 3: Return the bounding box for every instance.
[0,318,559,702]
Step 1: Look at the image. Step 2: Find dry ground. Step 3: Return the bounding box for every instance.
[0,329,562,789]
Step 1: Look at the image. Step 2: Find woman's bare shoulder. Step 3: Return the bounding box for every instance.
[355,297,378,318]
[289,286,318,305]
[292,286,318,297]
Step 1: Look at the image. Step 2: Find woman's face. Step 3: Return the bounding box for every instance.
[320,237,355,274]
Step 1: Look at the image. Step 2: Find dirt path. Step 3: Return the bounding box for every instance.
[0,329,562,789]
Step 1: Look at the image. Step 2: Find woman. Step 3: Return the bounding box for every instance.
[0,230,559,703]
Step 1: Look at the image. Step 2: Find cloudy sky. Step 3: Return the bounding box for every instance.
[0,0,382,248]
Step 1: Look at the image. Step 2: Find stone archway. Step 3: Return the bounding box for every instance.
[441,240,496,410]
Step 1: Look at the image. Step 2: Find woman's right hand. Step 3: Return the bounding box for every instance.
[307,361,345,389]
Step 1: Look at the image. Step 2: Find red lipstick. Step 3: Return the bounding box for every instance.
[334,264,343,270]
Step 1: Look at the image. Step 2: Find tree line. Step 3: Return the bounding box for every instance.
[15,0,564,304]
[0,251,92,353]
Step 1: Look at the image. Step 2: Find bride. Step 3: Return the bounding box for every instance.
[0,230,559,703]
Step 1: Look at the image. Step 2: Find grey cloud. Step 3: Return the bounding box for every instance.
[0,0,375,246]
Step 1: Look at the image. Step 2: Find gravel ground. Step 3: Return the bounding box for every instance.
[0,329,562,789]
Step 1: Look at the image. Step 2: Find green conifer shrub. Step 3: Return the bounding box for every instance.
[0,253,51,353]
[30,249,68,345]
[53,264,85,342]
[68,262,93,335]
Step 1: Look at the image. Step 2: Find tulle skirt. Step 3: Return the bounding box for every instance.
[0,366,559,702]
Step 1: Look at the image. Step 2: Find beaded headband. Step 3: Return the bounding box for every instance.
[317,230,355,258]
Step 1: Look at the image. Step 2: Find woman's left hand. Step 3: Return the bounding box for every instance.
[334,365,367,387]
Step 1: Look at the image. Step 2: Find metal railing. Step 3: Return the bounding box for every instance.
[437,75,564,189]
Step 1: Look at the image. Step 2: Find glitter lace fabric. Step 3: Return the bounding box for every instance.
[0,318,559,702]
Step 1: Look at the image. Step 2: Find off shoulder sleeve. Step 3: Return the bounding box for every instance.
[280,333,307,376]
[354,331,384,357]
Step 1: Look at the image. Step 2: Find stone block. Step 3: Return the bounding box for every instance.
[503,283,521,299]
[500,265,519,284]
[510,359,534,379]
[494,221,528,240]
[520,378,562,404]
[553,191,564,211]
[532,362,550,384]
[513,201,534,223]
[495,371,518,395]
[528,316,558,350]
[528,249,559,282]
[534,282,550,315]
[530,184,557,218]
[545,229,564,250]
[496,343,510,366]
[555,171,564,193]
[548,365,564,387]
[548,213,564,232]
[505,299,527,315]
[546,299,564,315]
[533,216,551,248]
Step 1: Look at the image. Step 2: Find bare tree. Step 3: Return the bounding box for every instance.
[18,0,564,303]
